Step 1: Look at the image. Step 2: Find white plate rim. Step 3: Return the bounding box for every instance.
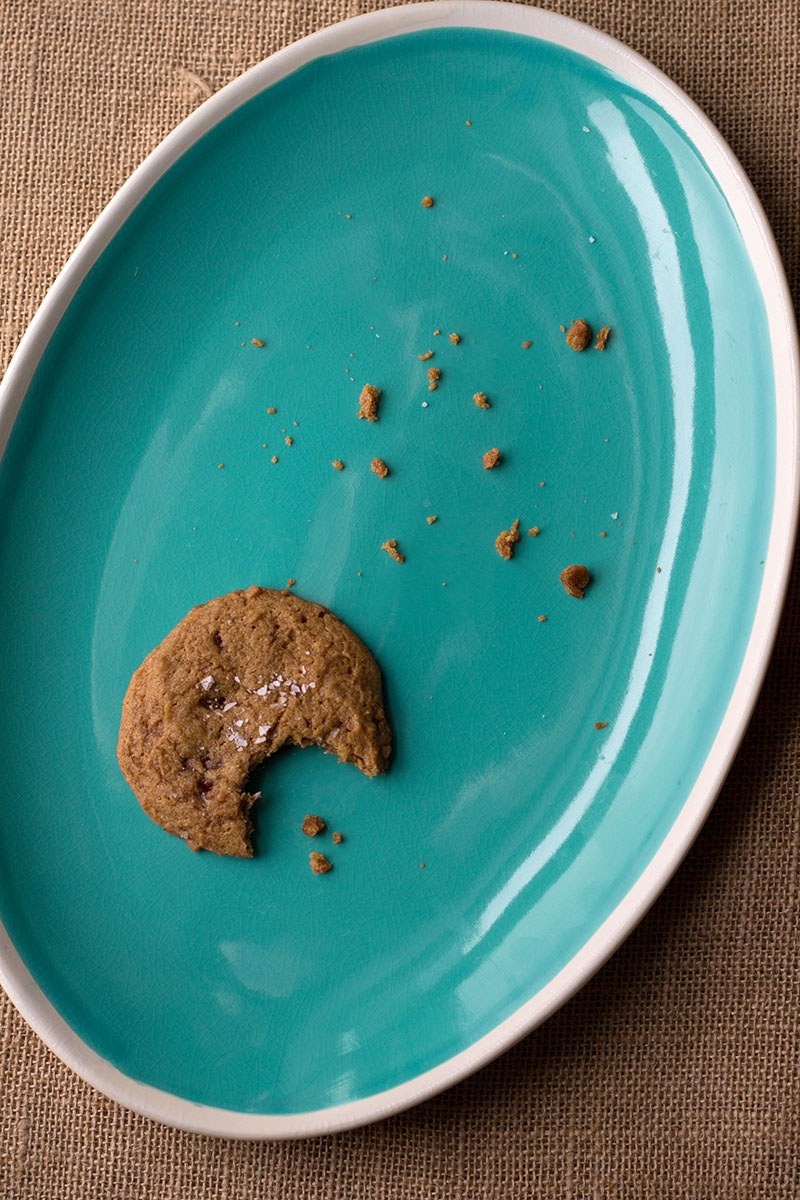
[0,0,797,1139]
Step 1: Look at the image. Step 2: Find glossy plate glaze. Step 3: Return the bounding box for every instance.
[0,3,797,1138]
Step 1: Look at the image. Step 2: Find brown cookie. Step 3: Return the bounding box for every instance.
[117,586,392,857]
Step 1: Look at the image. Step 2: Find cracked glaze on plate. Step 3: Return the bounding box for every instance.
[0,3,796,1137]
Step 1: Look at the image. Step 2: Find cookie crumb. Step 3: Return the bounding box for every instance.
[433,329,441,336]
[483,447,501,470]
[358,384,381,422]
[559,564,591,598]
[371,457,389,479]
[495,518,520,560]
[427,367,441,386]
[267,407,277,414]
[566,319,591,351]
[217,463,224,469]
[332,832,343,845]
[473,391,490,409]
[449,332,461,345]
[287,578,296,587]
[594,721,608,730]
[285,436,293,446]
[381,539,405,563]
[309,852,332,874]
[332,459,345,471]
[595,325,611,350]
[538,614,547,622]
[271,455,278,464]
[528,526,540,537]
[420,861,426,868]
[419,350,434,361]
[302,814,326,837]
[426,515,438,525]
[251,338,265,348]
[522,340,532,349]
[600,530,607,537]
[421,195,434,208]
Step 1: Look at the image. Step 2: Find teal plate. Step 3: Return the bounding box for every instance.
[0,3,797,1137]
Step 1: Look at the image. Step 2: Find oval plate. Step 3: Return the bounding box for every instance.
[0,1,797,1138]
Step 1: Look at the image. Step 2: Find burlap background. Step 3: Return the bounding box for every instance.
[1,1,798,1196]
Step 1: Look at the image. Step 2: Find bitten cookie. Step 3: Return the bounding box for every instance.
[117,586,392,857]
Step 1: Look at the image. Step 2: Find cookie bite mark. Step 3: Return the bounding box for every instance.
[358,384,381,422]
[117,586,392,857]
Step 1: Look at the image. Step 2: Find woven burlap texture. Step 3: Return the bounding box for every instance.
[1,2,798,1197]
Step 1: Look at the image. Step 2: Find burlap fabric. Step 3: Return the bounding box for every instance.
[1,1,798,1196]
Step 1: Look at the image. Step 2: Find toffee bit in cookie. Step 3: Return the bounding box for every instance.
[426,515,438,524]
[559,563,591,598]
[309,852,333,874]
[302,814,326,837]
[381,539,405,563]
[358,383,381,422]
[449,332,461,345]
[332,831,343,845]
[267,407,277,414]
[522,340,532,349]
[594,721,608,730]
[495,518,520,560]
[332,459,345,471]
[473,391,491,409]
[595,325,611,350]
[419,350,434,361]
[566,318,592,351]
[371,457,389,479]
[421,195,435,208]
[528,526,540,537]
[482,447,501,470]
[251,338,265,348]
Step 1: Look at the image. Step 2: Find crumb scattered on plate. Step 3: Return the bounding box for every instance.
[449,332,461,345]
[371,457,389,478]
[522,340,532,349]
[332,459,345,471]
[358,384,381,422]
[595,325,611,350]
[333,832,343,845]
[495,518,520,559]
[594,721,608,730]
[560,564,591,597]
[528,526,540,537]
[381,539,405,563]
[473,391,490,409]
[302,814,326,837]
[426,515,438,525]
[421,195,434,208]
[251,338,264,348]
[309,852,332,874]
[483,447,501,470]
[566,318,591,351]
[419,350,434,361]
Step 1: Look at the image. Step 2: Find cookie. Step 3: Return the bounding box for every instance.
[117,586,392,857]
